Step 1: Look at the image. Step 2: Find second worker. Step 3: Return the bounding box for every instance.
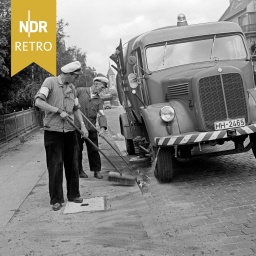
[75,76,109,179]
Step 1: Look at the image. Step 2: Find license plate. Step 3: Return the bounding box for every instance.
[214,118,245,130]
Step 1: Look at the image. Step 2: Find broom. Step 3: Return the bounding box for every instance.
[67,117,136,185]
[69,97,133,171]
[78,110,137,184]
[80,110,133,171]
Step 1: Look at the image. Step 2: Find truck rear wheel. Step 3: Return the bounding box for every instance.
[125,138,135,155]
[154,147,175,182]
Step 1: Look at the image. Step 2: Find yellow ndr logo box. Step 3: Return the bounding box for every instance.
[11,0,56,77]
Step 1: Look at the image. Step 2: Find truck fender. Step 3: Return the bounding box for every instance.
[141,101,196,146]
[170,100,197,134]
[247,88,256,122]
[119,113,133,139]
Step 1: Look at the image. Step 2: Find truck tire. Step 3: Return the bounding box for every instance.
[125,138,135,155]
[154,147,175,182]
[252,142,256,158]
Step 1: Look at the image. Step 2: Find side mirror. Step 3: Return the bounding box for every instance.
[128,73,138,89]
[128,56,137,65]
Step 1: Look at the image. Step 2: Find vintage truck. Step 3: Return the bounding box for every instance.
[110,14,256,182]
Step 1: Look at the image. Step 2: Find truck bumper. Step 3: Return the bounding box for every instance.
[155,124,256,146]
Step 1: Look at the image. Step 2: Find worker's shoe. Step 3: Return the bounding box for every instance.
[52,202,62,211]
[79,170,88,178]
[68,197,83,203]
[94,172,103,179]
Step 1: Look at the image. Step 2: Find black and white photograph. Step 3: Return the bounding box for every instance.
[2,0,256,255]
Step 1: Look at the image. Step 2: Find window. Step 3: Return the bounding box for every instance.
[146,34,247,72]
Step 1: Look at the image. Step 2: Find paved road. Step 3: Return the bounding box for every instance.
[0,110,172,256]
[2,106,256,255]
[106,107,256,255]
[141,153,256,255]
[104,106,125,136]
[137,146,256,255]
[0,132,46,231]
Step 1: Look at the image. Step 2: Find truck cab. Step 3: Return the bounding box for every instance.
[111,15,256,182]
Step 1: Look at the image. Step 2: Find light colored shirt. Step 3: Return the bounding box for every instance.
[35,76,79,132]
[74,87,107,131]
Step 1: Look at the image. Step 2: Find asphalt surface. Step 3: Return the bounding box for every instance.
[139,143,256,256]
[1,106,256,255]
[0,107,172,256]
[106,107,256,256]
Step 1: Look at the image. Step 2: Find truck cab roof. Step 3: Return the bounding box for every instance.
[132,21,243,51]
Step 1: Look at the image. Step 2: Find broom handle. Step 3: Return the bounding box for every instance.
[67,118,122,175]
[80,110,132,170]
[69,97,131,168]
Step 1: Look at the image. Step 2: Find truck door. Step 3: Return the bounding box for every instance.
[135,48,150,106]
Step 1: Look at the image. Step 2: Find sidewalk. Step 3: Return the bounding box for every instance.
[0,130,171,256]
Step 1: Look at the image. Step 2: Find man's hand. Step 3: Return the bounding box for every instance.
[59,111,69,121]
[98,128,106,138]
[81,125,88,138]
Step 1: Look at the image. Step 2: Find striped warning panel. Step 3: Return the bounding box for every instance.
[155,124,256,146]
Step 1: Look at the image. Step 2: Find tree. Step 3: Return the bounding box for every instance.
[0,0,12,103]
[0,14,97,111]
[0,0,35,105]
[0,0,10,78]
[79,67,96,87]
[6,81,41,112]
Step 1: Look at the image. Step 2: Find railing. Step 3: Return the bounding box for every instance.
[0,108,43,145]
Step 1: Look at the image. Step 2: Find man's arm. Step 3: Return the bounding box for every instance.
[34,77,69,120]
[97,100,107,135]
[98,113,107,133]
[35,98,59,113]
[35,98,69,120]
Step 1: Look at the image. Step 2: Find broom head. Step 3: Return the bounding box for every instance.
[108,171,136,186]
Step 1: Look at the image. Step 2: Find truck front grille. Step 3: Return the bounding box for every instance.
[199,73,248,130]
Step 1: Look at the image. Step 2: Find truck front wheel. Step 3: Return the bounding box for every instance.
[250,134,256,157]
[252,142,256,158]
[154,147,175,182]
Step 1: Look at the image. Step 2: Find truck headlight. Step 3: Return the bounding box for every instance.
[159,106,175,122]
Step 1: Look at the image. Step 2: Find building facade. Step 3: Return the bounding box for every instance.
[219,0,256,52]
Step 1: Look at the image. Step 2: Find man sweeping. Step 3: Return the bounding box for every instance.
[34,61,88,211]
[75,76,108,179]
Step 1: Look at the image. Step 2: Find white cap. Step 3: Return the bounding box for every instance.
[61,61,82,74]
[93,76,109,88]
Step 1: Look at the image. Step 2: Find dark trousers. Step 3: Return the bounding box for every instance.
[76,130,101,173]
[44,130,80,205]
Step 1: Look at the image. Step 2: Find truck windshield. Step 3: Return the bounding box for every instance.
[146,34,247,72]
